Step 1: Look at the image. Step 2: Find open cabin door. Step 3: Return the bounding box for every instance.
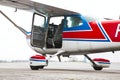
[31,13,46,48]
[31,13,64,49]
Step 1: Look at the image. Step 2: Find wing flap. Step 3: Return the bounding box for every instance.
[0,0,79,16]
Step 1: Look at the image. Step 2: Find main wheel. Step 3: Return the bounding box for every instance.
[30,66,44,70]
[93,66,103,71]
[39,66,44,69]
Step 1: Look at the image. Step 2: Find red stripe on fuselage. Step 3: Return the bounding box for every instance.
[101,20,120,42]
[63,21,105,40]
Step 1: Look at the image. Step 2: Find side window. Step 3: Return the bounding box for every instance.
[33,13,45,28]
[66,16,83,28]
[49,17,64,25]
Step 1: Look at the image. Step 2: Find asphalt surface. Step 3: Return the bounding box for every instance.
[0,62,119,80]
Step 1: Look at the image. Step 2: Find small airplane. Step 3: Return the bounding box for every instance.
[0,0,120,71]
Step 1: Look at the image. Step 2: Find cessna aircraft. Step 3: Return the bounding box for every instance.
[0,0,120,70]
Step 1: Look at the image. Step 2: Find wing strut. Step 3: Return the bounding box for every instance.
[0,10,27,36]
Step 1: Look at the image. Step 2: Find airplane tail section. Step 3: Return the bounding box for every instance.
[0,10,27,36]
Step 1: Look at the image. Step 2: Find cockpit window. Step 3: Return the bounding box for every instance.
[66,16,83,28]
[50,17,64,25]
[84,16,104,22]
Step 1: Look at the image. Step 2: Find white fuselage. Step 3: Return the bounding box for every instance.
[29,40,120,55]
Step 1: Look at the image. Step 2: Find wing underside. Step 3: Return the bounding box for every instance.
[0,0,79,16]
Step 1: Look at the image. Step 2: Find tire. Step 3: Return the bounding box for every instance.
[30,66,44,70]
[93,66,103,71]
[39,66,44,69]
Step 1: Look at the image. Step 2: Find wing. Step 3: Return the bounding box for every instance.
[0,0,79,16]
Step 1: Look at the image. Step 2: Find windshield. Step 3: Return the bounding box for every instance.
[84,15,105,22]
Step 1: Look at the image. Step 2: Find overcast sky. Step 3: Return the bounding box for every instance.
[0,0,120,61]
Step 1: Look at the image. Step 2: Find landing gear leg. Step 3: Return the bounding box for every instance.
[84,54,103,71]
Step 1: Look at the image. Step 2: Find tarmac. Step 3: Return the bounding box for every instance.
[0,62,119,80]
